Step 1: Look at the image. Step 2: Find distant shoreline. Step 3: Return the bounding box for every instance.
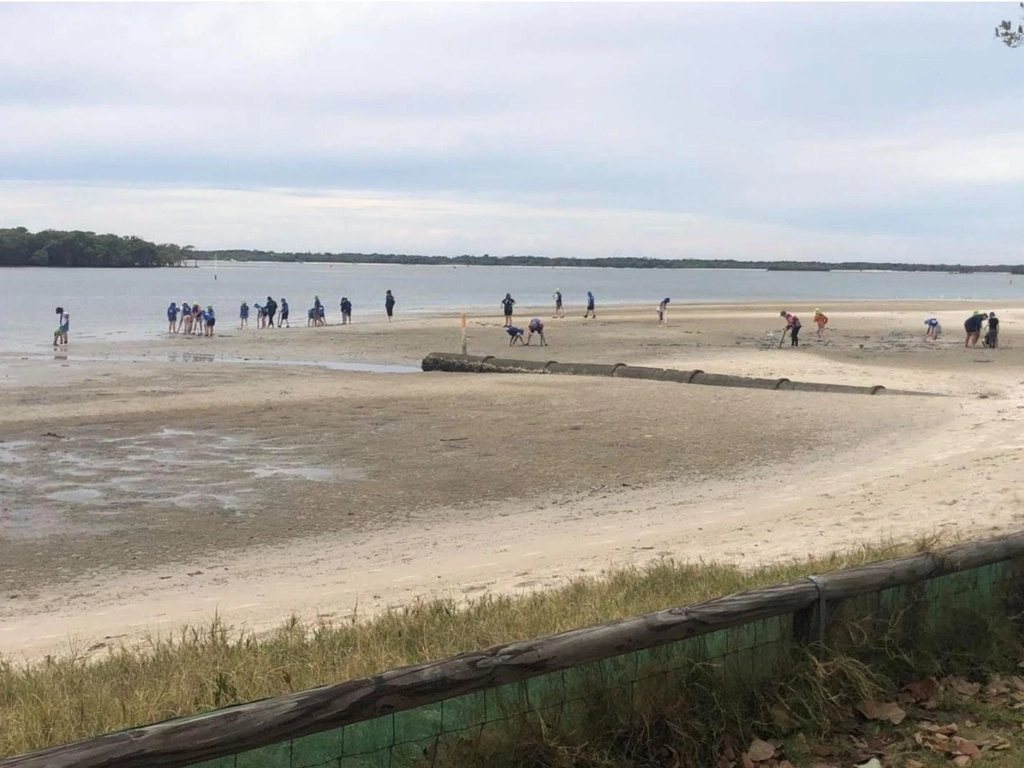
[186,253,1024,275]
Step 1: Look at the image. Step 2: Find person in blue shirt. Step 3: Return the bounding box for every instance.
[279,298,290,328]
[239,301,250,330]
[340,297,352,324]
[506,325,525,346]
[167,302,179,334]
[307,306,316,326]
[501,293,515,327]
[584,291,596,319]
[924,318,941,341]
[203,306,216,337]
[180,301,193,334]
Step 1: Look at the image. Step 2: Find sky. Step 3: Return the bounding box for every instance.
[1,2,1022,262]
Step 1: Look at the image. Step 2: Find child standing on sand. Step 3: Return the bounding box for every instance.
[657,298,670,325]
[813,308,829,341]
[584,291,596,319]
[501,293,516,327]
[239,301,249,330]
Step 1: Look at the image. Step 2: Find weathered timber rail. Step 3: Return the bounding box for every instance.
[421,353,933,396]
[5,534,1022,768]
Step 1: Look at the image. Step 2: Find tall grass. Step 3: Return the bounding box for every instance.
[0,538,943,758]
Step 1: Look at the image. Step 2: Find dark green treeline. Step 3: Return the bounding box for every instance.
[0,227,188,268]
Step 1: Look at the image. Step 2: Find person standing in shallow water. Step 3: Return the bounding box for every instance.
[501,293,515,327]
[385,290,395,322]
[167,302,179,334]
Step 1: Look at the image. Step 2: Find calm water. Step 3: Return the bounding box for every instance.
[1,262,1020,353]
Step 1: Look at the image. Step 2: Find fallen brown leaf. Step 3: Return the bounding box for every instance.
[858,700,907,725]
[956,740,982,758]
[747,738,775,763]
[947,677,982,698]
[952,756,971,767]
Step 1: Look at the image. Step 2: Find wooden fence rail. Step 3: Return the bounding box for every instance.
[5,534,1024,768]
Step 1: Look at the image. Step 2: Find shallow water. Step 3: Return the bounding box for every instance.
[0,429,361,539]
[3,261,1021,353]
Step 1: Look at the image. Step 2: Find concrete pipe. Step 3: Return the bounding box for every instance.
[661,369,701,384]
[546,362,621,377]
[613,366,669,381]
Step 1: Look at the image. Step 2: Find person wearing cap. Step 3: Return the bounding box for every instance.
[239,300,249,330]
[553,289,564,318]
[983,311,1000,348]
[813,308,829,341]
[964,311,987,348]
[501,293,516,327]
[780,310,801,347]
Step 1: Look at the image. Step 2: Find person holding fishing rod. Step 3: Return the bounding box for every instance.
[779,310,802,347]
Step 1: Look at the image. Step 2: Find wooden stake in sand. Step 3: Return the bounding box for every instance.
[778,328,789,349]
[460,313,468,355]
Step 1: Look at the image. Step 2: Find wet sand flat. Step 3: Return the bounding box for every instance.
[2,300,1023,659]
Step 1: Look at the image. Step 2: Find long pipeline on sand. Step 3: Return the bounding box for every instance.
[421,353,934,397]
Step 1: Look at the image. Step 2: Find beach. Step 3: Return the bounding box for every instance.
[2,300,1023,661]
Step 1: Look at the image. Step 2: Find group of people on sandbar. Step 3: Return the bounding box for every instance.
[167,301,217,336]
[164,291,391,335]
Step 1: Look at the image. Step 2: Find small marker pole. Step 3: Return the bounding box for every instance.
[460,313,468,355]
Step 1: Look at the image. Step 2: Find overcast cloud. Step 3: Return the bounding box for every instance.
[1,2,1021,262]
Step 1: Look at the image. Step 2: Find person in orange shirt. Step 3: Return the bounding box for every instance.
[813,308,829,341]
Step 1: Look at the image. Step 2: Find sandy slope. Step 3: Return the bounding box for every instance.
[2,301,1022,660]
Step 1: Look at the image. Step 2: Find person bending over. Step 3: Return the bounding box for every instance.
[506,325,525,346]
[527,317,547,346]
[780,310,801,347]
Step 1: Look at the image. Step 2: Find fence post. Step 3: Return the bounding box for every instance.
[793,575,828,653]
